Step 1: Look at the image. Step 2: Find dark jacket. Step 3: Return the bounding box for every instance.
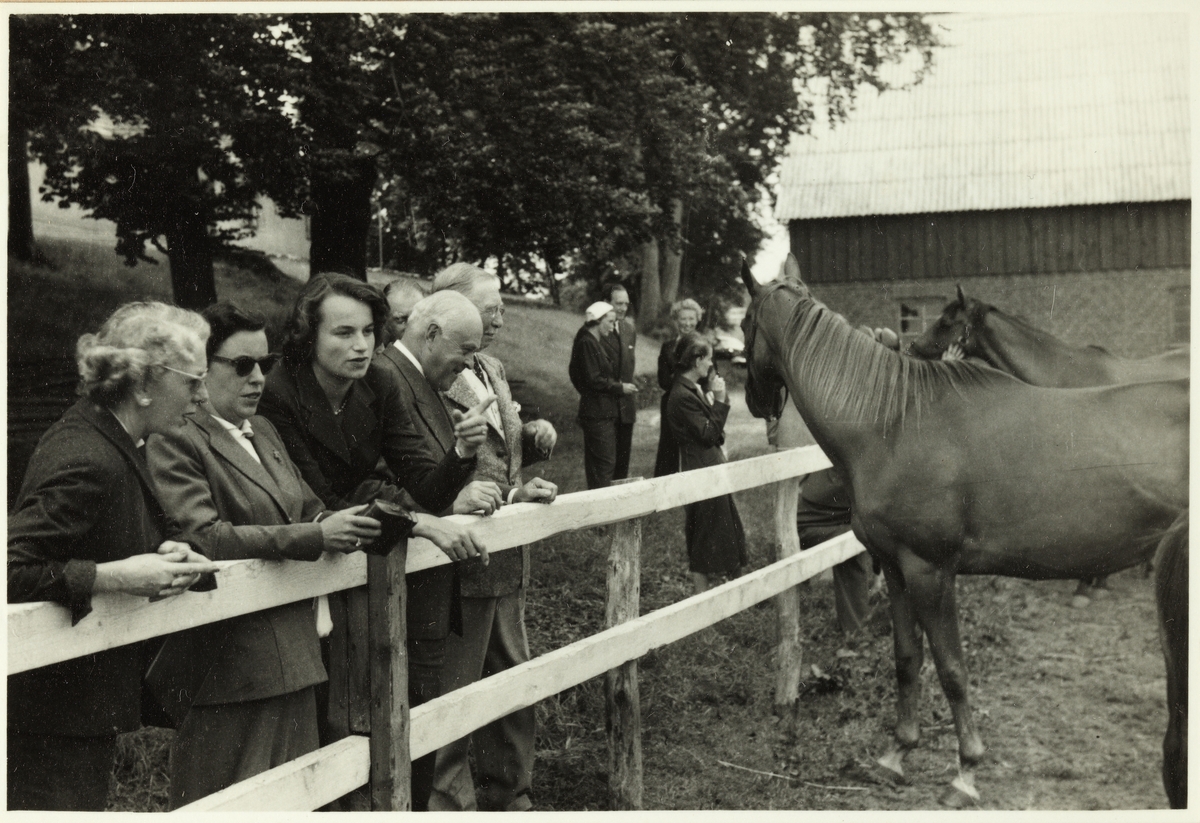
[665,376,730,472]
[569,326,624,420]
[146,411,329,715]
[442,352,550,598]
[603,317,638,423]
[258,359,473,514]
[7,400,179,736]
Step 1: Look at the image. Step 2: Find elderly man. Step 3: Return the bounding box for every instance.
[383,278,426,349]
[427,263,557,812]
[601,284,638,480]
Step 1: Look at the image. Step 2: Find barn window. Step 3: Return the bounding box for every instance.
[897,297,947,348]
[1170,286,1190,344]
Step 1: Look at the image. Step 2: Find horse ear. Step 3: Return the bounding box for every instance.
[739,253,758,296]
[781,253,803,285]
[956,284,966,305]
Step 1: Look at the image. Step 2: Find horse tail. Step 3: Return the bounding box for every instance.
[1154,509,1188,808]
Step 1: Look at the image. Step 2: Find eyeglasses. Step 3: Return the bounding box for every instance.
[160,364,208,391]
[211,353,282,377]
[482,304,506,320]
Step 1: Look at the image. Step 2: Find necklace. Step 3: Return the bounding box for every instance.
[332,392,351,416]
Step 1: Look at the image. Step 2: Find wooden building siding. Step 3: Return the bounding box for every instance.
[789,200,1190,284]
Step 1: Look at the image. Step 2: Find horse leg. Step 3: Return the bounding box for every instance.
[872,555,924,783]
[900,555,985,807]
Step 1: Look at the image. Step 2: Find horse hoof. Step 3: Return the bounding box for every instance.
[1091,587,1111,600]
[939,783,980,808]
[865,760,909,786]
[1070,594,1090,609]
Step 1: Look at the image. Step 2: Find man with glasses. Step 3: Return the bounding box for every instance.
[383,278,426,351]
[426,263,557,812]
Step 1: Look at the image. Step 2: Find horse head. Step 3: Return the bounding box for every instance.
[739,252,807,419]
[908,286,993,361]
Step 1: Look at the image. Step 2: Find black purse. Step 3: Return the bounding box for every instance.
[360,499,417,556]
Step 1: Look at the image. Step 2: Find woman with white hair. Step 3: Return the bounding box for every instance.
[7,301,221,810]
[568,301,638,489]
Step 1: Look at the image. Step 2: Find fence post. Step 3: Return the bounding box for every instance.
[605,477,644,810]
[773,478,803,720]
[367,544,412,811]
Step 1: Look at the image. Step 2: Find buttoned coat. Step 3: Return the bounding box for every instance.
[146,411,328,713]
[603,317,639,424]
[568,326,624,420]
[442,352,550,598]
[8,400,183,736]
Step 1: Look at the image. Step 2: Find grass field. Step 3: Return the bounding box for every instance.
[8,239,1169,811]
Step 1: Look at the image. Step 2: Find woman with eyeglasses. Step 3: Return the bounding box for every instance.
[146,300,386,807]
[7,301,221,811]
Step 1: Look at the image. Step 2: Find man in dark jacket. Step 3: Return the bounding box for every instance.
[601,284,638,480]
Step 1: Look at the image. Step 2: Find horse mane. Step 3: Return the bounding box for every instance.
[777,288,1003,430]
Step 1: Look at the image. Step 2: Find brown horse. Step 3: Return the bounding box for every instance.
[1154,511,1188,809]
[909,287,1190,605]
[740,254,1188,806]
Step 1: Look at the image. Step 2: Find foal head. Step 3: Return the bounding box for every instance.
[908,286,993,361]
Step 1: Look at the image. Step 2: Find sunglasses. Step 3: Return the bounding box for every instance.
[210,353,282,377]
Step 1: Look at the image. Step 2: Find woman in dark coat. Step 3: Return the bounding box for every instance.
[147,300,385,808]
[653,298,705,477]
[568,301,638,489]
[7,301,220,810]
[665,332,747,595]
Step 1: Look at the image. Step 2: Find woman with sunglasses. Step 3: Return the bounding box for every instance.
[8,301,220,811]
[146,300,385,807]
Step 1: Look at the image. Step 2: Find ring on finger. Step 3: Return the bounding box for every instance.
[355,538,361,548]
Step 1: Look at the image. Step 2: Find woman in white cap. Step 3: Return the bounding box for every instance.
[567,301,638,489]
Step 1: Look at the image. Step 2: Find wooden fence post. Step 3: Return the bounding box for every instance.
[773,475,803,720]
[367,544,412,811]
[605,477,644,810]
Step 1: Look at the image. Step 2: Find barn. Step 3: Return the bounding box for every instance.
[773,13,1190,356]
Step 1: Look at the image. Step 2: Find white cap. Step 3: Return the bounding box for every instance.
[585,301,614,323]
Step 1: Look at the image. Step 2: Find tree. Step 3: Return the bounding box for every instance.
[23,14,302,308]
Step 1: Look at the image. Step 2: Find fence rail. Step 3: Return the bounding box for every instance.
[8,445,863,811]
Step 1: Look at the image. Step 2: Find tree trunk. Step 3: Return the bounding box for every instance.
[659,199,684,309]
[637,239,661,325]
[8,123,35,262]
[166,217,218,311]
[310,157,376,281]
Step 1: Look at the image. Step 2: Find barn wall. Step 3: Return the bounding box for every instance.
[790,201,1191,284]
[806,267,1190,358]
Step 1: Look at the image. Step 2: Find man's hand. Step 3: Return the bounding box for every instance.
[523,419,557,454]
[512,477,558,504]
[621,382,639,395]
[452,480,504,515]
[413,513,488,565]
[95,546,221,599]
[451,394,497,457]
[941,342,965,362]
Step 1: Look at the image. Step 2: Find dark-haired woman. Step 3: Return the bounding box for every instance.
[653,299,705,477]
[147,300,386,807]
[257,272,490,809]
[8,302,220,810]
[665,332,747,595]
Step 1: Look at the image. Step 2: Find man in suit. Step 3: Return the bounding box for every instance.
[383,278,426,350]
[427,263,557,812]
[601,284,638,480]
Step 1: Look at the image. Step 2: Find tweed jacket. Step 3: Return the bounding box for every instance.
[442,352,550,598]
[603,317,638,423]
[146,411,328,713]
[8,400,182,736]
[568,326,624,420]
[374,343,469,639]
[258,359,472,514]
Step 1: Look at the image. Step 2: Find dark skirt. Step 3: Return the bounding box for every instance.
[684,494,747,575]
[653,392,679,477]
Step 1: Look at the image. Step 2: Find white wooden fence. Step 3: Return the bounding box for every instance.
[7,445,865,811]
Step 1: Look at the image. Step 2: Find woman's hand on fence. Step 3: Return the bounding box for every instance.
[452,480,504,515]
[93,549,221,599]
[513,477,557,504]
[154,541,220,595]
[321,505,383,553]
[413,513,489,565]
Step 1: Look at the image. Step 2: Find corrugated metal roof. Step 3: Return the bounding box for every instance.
[774,13,1190,220]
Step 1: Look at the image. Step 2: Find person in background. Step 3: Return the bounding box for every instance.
[428,263,557,812]
[258,274,492,810]
[653,298,705,477]
[601,284,638,480]
[147,300,383,808]
[7,301,220,811]
[373,288,504,809]
[665,332,747,595]
[382,278,426,351]
[569,301,638,490]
